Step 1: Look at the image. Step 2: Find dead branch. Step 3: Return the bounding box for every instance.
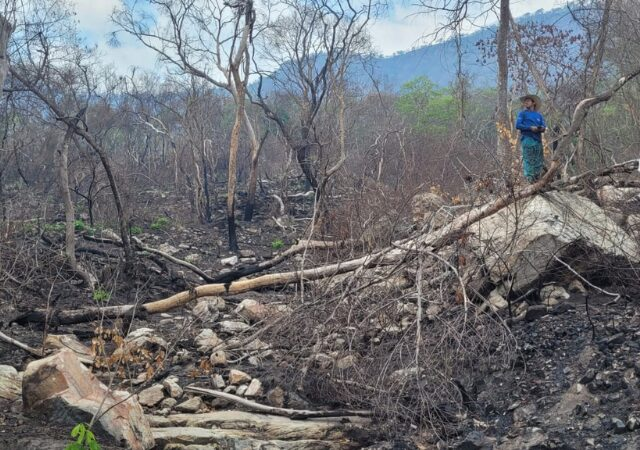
[0,330,44,357]
[184,385,372,419]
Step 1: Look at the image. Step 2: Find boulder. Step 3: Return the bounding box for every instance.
[468,191,640,292]
[175,396,203,413]
[540,284,570,306]
[0,365,21,401]
[596,185,640,207]
[22,350,154,450]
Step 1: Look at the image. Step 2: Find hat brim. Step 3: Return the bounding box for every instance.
[520,94,542,110]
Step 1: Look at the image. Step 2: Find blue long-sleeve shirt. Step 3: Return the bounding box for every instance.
[515,109,546,142]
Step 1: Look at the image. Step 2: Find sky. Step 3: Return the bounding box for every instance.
[71,0,568,72]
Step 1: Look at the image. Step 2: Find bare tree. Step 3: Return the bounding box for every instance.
[115,0,258,251]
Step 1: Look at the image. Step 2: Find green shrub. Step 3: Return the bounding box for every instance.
[74,219,87,231]
[271,238,285,250]
[150,217,170,231]
[44,222,65,233]
[92,288,111,303]
[130,225,143,235]
[65,423,101,450]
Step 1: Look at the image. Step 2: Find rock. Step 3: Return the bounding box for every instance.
[457,430,495,449]
[497,427,547,450]
[191,300,220,323]
[183,253,200,264]
[235,299,269,323]
[44,334,94,362]
[211,374,226,389]
[175,396,203,413]
[597,185,640,207]
[139,384,166,407]
[488,291,508,311]
[0,365,21,401]
[627,416,639,431]
[336,355,357,370]
[120,328,168,357]
[244,379,262,397]
[611,417,627,434]
[267,387,285,407]
[160,397,178,409]
[228,369,251,385]
[158,243,180,255]
[209,350,227,367]
[194,329,222,353]
[568,279,587,294]
[198,296,226,310]
[411,191,449,229]
[22,350,154,450]
[239,249,255,258]
[219,320,251,333]
[163,377,183,399]
[236,385,248,396]
[468,191,640,292]
[221,255,238,266]
[540,284,570,306]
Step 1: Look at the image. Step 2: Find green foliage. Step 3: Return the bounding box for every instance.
[396,76,456,135]
[130,225,143,235]
[44,222,66,233]
[271,239,285,250]
[92,288,111,303]
[65,423,101,450]
[74,219,87,232]
[150,216,170,231]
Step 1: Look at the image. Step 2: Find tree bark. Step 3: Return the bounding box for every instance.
[57,129,77,269]
[496,0,511,169]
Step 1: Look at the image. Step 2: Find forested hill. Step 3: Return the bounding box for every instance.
[361,6,579,89]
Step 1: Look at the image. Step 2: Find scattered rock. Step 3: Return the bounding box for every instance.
[221,255,238,266]
[540,284,570,306]
[183,253,200,264]
[0,365,21,401]
[410,191,449,229]
[219,320,251,333]
[22,350,154,450]
[139,384,166,407]
[244,379,262,397]
[175,396,203,413]
[239,249,256,258]
[160,397,178,409]
[194,329,222,353]
[209,350,227,367]
[236,385,248,396]
[496,427,547,450]
[568,279,587,294]
[457,430,495,449]
[611,417,627,434]
[627,416,638,431]
[211,374,226,389]
[158,243,180,255]
[267,387,285,408]
[235,299,270,323]
[163,377,183,399]
[191,300,220,323]
[488,291,508,311]
[336,355,357,370]
[228,369,252,385]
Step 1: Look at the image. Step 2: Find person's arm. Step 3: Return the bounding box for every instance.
[515,111,527,131]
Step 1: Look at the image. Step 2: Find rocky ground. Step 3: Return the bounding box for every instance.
[1,181,640,449]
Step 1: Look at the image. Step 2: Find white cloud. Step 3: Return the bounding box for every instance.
[370,0,566,56]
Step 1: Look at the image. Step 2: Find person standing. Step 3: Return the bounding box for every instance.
[515,94,546,182]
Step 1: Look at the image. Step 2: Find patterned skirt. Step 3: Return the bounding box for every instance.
[521,137,544,182]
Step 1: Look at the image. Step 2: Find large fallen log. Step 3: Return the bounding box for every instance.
[12,67,640,326]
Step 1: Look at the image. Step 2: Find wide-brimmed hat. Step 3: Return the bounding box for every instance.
[519,94,542,111]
